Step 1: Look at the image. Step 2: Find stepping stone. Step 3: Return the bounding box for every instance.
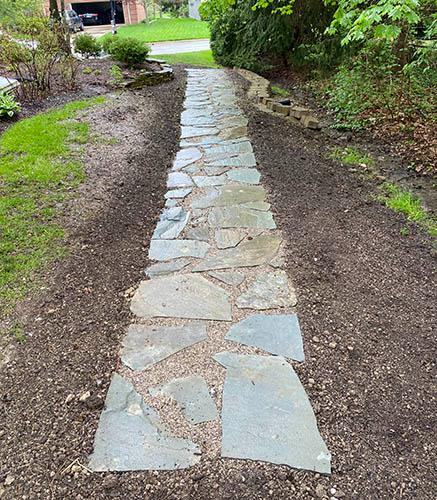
[242,201,271,211]
[145,258,191,278]
[193,175,227,187]
[236,270,297,310]
[209,206,276,230]
[149,239,209,261]
[181,115,216,126]
[186,225,210,242]
[192,185,267,209]
[131,274,232,321]
[180,136,224,148]
[88,373,200,471]
[167,172,193,188]
[149,375,217,425]
[219,127,248,141]
[121,323,207,371]
[173,148,202,170]
[206,152,256,168]
[153,208,190,240]
[213,352,331,474]
[226,314,304,361]
[181,126,219,139]
[181,109,213,121]
[165,199,178,208]
[270,254,285,268]
[204,141,253,160]
[204,166,230,176]
[165,188,192,199]
[215,228,245,249]
[208,271,245,286]
[217,116,249,130]
[193,234,281,272]
[227,168,261,185]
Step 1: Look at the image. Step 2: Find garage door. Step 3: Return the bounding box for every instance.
[72,1,125,25]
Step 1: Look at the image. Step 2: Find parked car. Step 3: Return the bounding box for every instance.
[79,13,99,26]
[64,10,84,33]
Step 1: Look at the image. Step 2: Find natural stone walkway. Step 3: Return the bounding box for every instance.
[88,69,330,475]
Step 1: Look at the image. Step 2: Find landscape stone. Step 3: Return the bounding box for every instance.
[165,188,192,199]
[206,152,256,168]
[149,375,217,424]
[153,208,190,240]
[167,172,193,188]
[181,126,219,139]
[236,270,297,309]
[204,166,230,176]
[242,201,271,211]
[204,142,253,160]
[193,234,281,272]
[227,168,261,184]
[145,258,191,278]
[131,274,232,321]
[226,314,304,361]
[208,271,246,286]
[192,185,266,209]
[121,323,207,371]
[149,239,209,261]
[186,225,210,242]
[214,353,331,474]
[215,228,245,249]
[193,175,227,187]
[209,206,276,229]
[173,148,202,170]
[88,373,200,471]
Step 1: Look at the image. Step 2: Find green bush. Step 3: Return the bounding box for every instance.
[101,34,117,53]
[0,92,21,118]
[107,37,150,67]
[74,33,101,58]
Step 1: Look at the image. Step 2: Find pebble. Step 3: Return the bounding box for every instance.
[313,336,320,343]
[79,391,91,402]
[315,484,325,497]
[4,476,14,486]
[328,341,337,349]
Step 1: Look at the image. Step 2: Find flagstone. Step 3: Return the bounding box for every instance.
[192,185,266,209]
[242,201,271,211]
[88,373,200,472]
[206,152,256,168]
[167,172,193,188]
[226,314,304,361]
[145,258,191,278]
[121,323,207,371]
[193,175,227,187]
[186,225,210,242]
[165,188,192,199]
[208,271,246,286]
[173,148,202,170]
[213,352,331,474]
[149,239,209,261]
[227,168,261,184]
[209,206,276,229]
[215,228,246,249]
[149,375,217,425]
[193,234,281,272]
[204,166,230,176]
[131,274,232,321]
[153,208,190,240]
[181,126,219,139]
[236,270,297,310]
[204,142,253,159]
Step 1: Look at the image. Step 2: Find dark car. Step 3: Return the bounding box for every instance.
[79,13,99,26]
[64,10,84,33]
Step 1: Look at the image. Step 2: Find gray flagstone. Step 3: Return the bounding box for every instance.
[149,239,209,261]
[145,258,191,278]
[209,206,276,230]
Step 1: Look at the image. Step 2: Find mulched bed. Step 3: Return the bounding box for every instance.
[0,66,435,500]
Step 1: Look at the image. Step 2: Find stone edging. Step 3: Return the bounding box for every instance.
[235,67,321,130]
[123,58,174,89]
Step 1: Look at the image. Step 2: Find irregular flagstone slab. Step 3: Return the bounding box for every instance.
[173,148,202,170]
[167,172,193,188]
[181,109,213,121]
[215,228,245,249]
[145,258,191,278]
[165,188,192,199]
[88,373,200,471]
[181,115,216,127]
[204,141,253,160]
[217,116,249,130]
[149,375,217,425]
[206,152,256,168]
[149,239,209,261]
[182,165,200,175]
[227,168,261,185]
[208,271,246,286]
[214,353,331,474]
[121,323,207,371]
[192,185,266,209]
[186,225,210,242]
[180,136,224,148]
[270,254,285,268]
[236,270,297,310]
[204,166,230,176]
[209,206,276,230]
[242,201,271,211]
[193,234,281,272]
[153,208,190,240]
[193,175,227,187]
[226,314,304,361]
[181,126,219,139]
[131,274,232,321]
[165,199,178,208]
[219,127,248,141]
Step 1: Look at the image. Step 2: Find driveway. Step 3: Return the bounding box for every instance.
[149,38,210,55]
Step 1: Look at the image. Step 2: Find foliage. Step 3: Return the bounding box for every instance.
[160,0,188,18]
[0,92,21,119]
[159,50,219,68]
[0,97,105,313]
[108,64,125,86]
[329,146,374,167]
[0,17,74,99]
[271,85,289,97]
[0,0,42,29]
[74,33,102,58]
[107,37,150,67]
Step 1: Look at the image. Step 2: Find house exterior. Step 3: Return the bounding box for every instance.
[44,1,146,25]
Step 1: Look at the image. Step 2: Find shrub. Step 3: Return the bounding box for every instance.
[107,37,150,67]
[0,91,21,118]
[101,34,117,53]
[74,33,101,58]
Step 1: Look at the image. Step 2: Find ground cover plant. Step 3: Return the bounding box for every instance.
[0,97,104,314]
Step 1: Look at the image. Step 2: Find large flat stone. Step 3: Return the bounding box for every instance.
[226,314,304,361]
[88,373,200,471]
[209,206,276,229]
[167,172,193,188]
[193,234,281,272]
[152,208,190,240]
[150,375,217,425]
[236,270,297,310]
[181,126,219,139]
[208,271,246,286]
[186,225,210,242]
[131,274,232,321]
[165,188,192,199]
[214,352,331,474]
[193,175,227,187]
[192,185,267,209]
[145,258,191,278]
[204,142,253,160]
[206,152,256,168]
[121,323,207,371]
[227,168,261,185]
[215,228,245,249]
[173,148,202,170]
[149,239,209,261]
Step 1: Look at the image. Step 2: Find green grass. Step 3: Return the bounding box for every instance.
[0,96,105,314]
[112,18,210,43]
[271,85,289,97]
[377,183,437,237]
[329,146,374,168]
[159,50,219,68]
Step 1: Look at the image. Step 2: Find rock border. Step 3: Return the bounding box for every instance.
[123,58,174,89]
[235,68,321,130]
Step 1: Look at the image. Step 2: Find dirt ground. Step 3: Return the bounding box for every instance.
[0,66,436,500]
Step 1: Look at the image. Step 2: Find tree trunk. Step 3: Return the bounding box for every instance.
[49,0,60,19]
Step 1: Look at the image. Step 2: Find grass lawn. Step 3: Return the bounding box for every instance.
[0,97,104,314]
[159,50,218,68]
[115,18,210,43]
